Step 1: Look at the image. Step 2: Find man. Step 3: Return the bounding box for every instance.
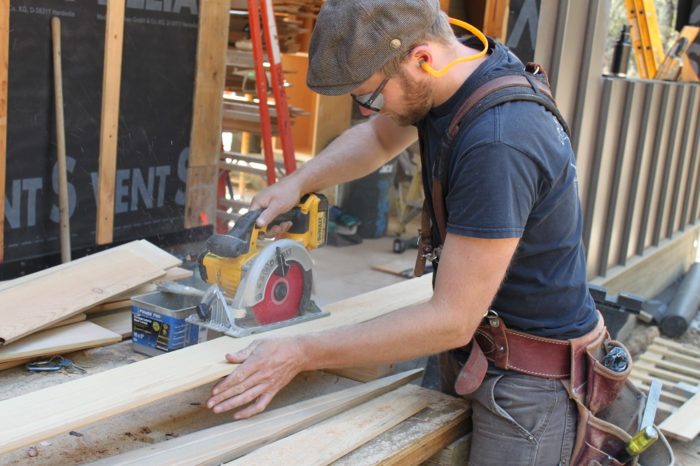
[207,1,599,464]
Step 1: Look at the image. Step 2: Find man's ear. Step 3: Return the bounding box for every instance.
[410,45,433,72]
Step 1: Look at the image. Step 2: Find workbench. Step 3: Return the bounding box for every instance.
[0,341,470,465]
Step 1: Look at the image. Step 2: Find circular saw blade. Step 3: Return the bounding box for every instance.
[251,261,307,325]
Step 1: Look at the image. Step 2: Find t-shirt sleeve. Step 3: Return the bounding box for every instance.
[445,141,541,239]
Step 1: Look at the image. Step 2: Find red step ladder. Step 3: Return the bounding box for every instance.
[216,0,298,233]
[247,0,297,184]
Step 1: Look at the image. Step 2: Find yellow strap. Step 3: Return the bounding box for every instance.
[420,18,489,78]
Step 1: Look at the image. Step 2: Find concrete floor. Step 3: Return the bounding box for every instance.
[309,237,417,307]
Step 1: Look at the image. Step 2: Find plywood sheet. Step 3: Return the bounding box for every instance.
[0,274,433,454]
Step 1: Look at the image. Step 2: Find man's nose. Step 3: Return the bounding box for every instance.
[358,106,377,117]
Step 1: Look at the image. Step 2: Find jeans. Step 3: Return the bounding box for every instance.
[439,352,578,466]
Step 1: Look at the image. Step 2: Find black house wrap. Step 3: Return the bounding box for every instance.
[3,0,199,269]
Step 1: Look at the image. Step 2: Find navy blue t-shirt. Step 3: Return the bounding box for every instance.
[416,42,597,339]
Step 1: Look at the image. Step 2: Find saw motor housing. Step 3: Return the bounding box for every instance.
[199,193,329,297]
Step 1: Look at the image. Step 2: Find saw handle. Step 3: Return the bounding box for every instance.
[206,207,303,259]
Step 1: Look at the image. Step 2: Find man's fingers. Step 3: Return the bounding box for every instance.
[211,361,251,396]
[211,383,268,415]
[225,344,256,364]
[234,392,275,420]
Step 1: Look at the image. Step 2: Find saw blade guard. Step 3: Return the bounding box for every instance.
[188,239,328,338]
[233,239,313,311]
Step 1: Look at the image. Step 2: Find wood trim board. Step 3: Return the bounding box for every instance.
[89,370,422,466]
[0,321,121,363]
[0,274,433,454]
[228,385,428,466]
[95,0,126,244]
[0,0,8,262]
[0,248,164,345]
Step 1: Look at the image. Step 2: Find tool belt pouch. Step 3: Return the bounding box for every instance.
[567,336,674,465]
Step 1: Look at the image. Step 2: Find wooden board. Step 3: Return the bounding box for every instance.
[0,240,180,293]
[48,313,87,329]
[90,311,132,338]
[0,0,8,262]
[335,386,471,465]
[660,391,700,441]
[679,26,700,82]
[0,321,121,363]
[95,0,125,244]
[229,385,429,465]
[89,370,422,465]
[0,274,433,454]
[0,358,29,371]
[185,0,229,228]
[0,248,164,345]
[631,336,700,440]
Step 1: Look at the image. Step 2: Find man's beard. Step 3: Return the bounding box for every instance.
[387,70,432,127]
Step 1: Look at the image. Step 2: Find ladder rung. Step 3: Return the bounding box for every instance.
[219,160,269,176]
[218,198,249,210]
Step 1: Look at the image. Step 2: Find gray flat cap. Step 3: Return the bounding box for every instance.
[307,0,440,95]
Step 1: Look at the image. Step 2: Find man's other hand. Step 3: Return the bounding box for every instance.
[206,337,307,419]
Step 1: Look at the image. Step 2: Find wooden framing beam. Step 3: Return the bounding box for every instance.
[0,274,433,454]
[95,0,125,245]
[185,0,229,228]
[0,0,8,262]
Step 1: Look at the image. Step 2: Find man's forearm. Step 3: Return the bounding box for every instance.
[287,117,417,194]
[297,301,479,372]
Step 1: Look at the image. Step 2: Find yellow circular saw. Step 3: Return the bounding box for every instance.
[192,194,329,337]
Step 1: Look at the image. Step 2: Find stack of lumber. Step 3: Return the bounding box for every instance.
[630,336,700,441]
[0,276,469,464]
[0,240,187,371]
[228,0,313,54]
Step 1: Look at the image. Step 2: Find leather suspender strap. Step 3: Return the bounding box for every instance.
[413,62,568,277]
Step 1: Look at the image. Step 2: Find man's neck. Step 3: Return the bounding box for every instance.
[431,42,488,107]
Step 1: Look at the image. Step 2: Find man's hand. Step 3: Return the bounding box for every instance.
[206,337,307,420]
[250,178,303,229]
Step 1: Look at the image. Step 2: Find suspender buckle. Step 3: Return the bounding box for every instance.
[422,245,441,262]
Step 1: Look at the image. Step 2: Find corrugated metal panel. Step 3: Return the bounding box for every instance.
[601,80,638,275]
[679,86,700,230]
[619,82,653,265]
[653,85,686,245]
[637,84,671,254]
[682,93,700,227]
[534,0,700,283]
[666,86,697,238]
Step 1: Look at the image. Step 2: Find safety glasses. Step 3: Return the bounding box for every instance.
[351,77,389,112]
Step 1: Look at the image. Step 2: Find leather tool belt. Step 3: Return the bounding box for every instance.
[452,311,675,465]
[454,310,605,396]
